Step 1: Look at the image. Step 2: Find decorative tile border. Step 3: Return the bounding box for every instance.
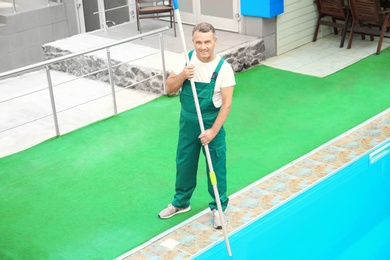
[118,108,390,260]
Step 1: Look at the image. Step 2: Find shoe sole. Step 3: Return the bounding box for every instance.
[213,213,227,229]
[158,206,191,219]
[214,222,228,229]
[214,221,228,229]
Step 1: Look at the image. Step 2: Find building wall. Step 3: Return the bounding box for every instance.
[241,16,276,58]
[276,0,330,55]
[62,0,79,36]
[0,2,73,73]
[0,0,315,73]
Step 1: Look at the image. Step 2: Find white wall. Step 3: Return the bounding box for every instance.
[242,16,276,58]
[276,0,331,55]
[0,3,71,72]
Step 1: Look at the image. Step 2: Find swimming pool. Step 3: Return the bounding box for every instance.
[195,139,390,259]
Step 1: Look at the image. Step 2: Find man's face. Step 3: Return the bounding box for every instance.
[192,30,217,62]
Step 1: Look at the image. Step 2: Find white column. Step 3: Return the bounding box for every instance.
[97,0,107,29]
[128,0,136,22]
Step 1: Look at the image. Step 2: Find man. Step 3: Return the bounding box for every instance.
[158,22,235,229]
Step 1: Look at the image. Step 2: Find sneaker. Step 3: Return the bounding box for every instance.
[213,209,227,229]
[158,204,191,219]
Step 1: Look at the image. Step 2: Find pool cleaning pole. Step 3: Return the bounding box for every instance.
[173,0,232,257]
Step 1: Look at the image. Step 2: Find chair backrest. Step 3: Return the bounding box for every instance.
[349,0,383,24]
[135,0,176,36]
[315,0,347,19]
[381,0,390,10]
[138,0,172,6]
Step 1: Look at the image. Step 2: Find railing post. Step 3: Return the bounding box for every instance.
[106,48,118,115]
[159,33,167,95]
[12,0,17,13]
[45,66,60,136]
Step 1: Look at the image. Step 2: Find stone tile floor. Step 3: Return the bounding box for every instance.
[263,33,390,78]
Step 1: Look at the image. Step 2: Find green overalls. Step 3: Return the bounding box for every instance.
[172,51,229,211]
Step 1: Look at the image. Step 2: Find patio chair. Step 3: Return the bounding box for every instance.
[135,0,176,37]
[381,0,390,10]
[313,0,352,47]
[347,0,390,54]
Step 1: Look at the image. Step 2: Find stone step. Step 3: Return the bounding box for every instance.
[42,33,176,95]
[42,33,265,95]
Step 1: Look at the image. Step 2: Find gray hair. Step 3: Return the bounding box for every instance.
[192,22,216,37]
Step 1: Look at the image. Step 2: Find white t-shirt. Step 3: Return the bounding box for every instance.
[172,52,236,108]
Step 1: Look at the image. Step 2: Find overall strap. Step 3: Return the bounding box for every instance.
[210,57,225,83]
[186,50,194,65]
[186,50,225,83]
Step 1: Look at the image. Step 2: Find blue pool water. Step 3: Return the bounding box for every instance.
[195,139,390,259]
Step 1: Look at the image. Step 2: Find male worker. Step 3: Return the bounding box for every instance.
[158,22,235,229]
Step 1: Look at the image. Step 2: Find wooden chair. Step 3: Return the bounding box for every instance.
[347,0,390,54]
[381,0,390,10]
[135,0,176,37]
[313,0,352,47]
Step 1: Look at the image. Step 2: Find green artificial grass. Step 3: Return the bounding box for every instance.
[0,49,389,259]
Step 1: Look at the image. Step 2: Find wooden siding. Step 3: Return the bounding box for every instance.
[276,0,332,54]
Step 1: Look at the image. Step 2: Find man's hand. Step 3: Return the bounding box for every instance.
[181,64,195,79]
[199,128,217,146]
[166,64,195,95]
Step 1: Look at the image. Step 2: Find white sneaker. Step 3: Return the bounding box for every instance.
[158,204,191,219]
[213,209,227,229]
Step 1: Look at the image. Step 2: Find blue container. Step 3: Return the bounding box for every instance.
[240,0,284,18]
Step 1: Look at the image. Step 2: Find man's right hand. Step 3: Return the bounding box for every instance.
[180,64,195,80]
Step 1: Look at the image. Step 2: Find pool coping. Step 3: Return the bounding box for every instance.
[117,107,390,260]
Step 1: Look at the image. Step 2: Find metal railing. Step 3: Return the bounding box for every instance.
[0,27,169,140]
